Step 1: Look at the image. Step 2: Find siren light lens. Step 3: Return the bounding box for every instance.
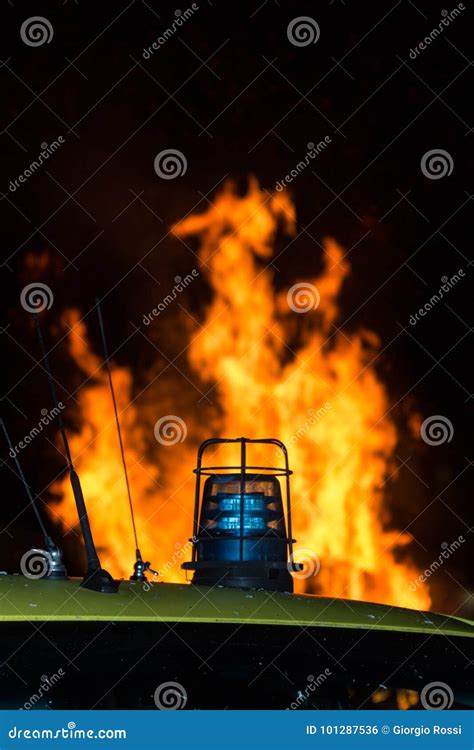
[196,474,288,563]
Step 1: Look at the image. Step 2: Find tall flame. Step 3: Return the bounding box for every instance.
[52,179,430,610]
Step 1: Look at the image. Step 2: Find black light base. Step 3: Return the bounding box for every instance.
[183,561,296,593]
[81,567,118,593]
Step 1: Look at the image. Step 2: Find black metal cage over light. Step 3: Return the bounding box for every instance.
[182,437,301,592]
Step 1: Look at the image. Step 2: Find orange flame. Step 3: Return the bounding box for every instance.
[52,179,430,610]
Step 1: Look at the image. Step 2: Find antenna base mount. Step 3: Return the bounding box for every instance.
[47,543,68,579]
[81,567,118,594]
[130,553,158,583]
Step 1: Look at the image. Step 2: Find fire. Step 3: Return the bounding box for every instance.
[52,179,430,610]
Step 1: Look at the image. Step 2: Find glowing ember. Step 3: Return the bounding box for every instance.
[52,179,430,609]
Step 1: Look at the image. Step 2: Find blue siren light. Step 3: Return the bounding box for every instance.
[182,437,302,592]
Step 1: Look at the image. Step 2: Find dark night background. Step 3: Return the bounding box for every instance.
[0,0,472,615]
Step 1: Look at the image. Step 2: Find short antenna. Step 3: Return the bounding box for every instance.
[96,299,157,584]
[0,418,67,579]
[33,313,117,593]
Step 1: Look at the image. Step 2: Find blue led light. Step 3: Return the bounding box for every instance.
[215,493,268,533]
[219,494,265,512]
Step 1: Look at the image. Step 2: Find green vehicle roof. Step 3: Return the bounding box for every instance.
[0,575,472,638]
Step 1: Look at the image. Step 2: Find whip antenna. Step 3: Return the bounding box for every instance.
[96,299,157,584]
[33,313,117,593]
[0,418,67,579]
